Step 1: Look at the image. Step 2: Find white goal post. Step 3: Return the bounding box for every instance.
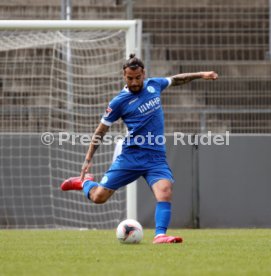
[0,20,142,228]
[0,20,142,62]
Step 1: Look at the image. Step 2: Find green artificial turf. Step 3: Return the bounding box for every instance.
[1,229,271,276]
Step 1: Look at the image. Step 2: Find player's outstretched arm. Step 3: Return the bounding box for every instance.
[80,123,110,181]
[170,71,218,86]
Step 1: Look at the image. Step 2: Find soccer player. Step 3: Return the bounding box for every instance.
[61,54,218,243]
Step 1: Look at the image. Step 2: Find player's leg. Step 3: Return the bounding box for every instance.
[62,166,142,206]
[61,147,141,203]
[144,164,183,244]
[151,180,183,243]
[152,179,173,236]
[60,174,114,203]
[152,178,173,201]
[61,168,140,204]
[82,166,142,203]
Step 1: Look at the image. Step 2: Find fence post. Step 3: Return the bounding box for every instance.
[125,0,133,20]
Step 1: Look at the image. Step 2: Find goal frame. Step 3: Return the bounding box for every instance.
[0,19,141,221]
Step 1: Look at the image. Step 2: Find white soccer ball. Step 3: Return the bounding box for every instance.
[116,219,143,244]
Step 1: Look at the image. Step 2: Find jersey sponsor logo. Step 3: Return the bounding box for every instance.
[147,86,155,93]
[138,97,160,114]
[103,106,112,118]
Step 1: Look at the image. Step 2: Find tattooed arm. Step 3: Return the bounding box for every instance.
[80,123,110,181]
[170,71,218,86]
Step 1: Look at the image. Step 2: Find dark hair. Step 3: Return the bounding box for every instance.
[123,53,144,70]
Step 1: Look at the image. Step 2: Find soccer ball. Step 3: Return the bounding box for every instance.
[116,219,143,244]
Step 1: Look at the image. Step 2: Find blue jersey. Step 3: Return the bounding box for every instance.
[101,77,171,152]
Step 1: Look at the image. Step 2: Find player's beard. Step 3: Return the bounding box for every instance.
[129,84,143,94]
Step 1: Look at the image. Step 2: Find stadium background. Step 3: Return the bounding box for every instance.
[0,0,271,229]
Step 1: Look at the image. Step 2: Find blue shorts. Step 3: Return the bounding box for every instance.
[99,146,174,190]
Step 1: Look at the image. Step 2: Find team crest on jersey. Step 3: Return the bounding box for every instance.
[147,86,155,93]
[103,106,112,118]
[101,175,108,184]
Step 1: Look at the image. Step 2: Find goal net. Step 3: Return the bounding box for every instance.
[0,20,141,229]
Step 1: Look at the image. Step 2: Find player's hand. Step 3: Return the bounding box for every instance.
[80,160,92,181]
[202,71,218,80]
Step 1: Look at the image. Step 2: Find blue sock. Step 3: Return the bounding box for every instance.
[155,201,171,236]
[83,180,98,200]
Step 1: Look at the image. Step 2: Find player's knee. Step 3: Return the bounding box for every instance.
[89,186,114,204]
[153,182,173,201]
[160,185,172,197]
[90,193,108,204]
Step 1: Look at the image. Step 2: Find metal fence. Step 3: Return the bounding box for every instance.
[0,0,270,133]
